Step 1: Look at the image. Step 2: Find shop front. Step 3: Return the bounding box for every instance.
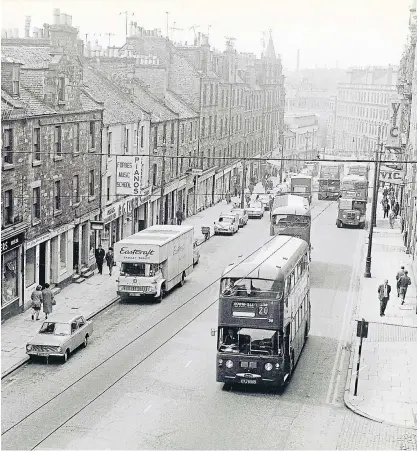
[1,231,25,320]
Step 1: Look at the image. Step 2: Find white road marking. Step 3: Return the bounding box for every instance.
[326,235,362,405]
[185,360,192,368]
[143,404,152,413]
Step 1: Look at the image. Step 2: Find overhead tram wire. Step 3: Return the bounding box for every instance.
[2,199,335,448]
[3,149,417,165]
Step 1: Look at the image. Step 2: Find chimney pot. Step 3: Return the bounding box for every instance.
[60,13,66,25]
[53,8,60,24]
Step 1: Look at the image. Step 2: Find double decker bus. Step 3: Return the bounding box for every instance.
[341,174,368,200]
[216,236,311,388]
[347,164,369,199]
[270,194,311,246]
[318,163,343,200]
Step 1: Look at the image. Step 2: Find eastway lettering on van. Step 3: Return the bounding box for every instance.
[119,247,155,257]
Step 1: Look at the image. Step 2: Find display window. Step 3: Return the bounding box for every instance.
[2,249,18,306]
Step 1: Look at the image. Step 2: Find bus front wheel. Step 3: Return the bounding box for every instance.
[336,220,342,228]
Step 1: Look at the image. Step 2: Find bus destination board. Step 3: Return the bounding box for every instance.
[232,301,269,318]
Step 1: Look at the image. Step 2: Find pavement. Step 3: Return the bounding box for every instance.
[344,195,417,429]
[1,198,235,379]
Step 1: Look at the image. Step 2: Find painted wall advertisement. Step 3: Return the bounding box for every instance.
[116,156,142,195]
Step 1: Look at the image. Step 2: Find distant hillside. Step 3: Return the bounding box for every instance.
[284,68,348,91]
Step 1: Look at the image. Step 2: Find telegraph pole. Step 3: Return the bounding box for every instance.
[240,145,247,209]
[159,145,167,225]
[364,126,383,278]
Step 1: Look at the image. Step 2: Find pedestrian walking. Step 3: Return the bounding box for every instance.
[381,198,390,218]
[378,279,391,317]
[396,265,405,296]
[398,270,411,305]
[95,244,105,275]
[393,201,400,218]
[105,247,115,276]
[176,208,184,225]
[42,283,55,320]
[31,285,43,321]
[389,210,396,228]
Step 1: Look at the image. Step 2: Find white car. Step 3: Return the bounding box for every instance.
[230,208,249,227]
[258,194,272,211]
[214,214,239,235]
[247,201,264,219]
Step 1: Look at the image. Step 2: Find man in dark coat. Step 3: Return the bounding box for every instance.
[396,266,405,296]
[398,270,411,305]
[378,279,391,317]
[95,244,105,275]
[105,247,115,276]
[176,209,184,225]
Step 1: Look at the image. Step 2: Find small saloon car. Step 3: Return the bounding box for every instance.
[230,208,249,227]
[247,201,264,218]
[214,213,239,235]
[26,313,93,363]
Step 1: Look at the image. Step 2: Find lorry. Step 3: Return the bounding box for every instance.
[290,175,313,204]
[114,225,194,302]
[336,198,367,229]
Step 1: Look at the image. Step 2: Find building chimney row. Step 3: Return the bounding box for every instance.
[53,8,60,25]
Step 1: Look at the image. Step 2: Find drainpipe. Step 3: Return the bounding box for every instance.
[98,110,104,246]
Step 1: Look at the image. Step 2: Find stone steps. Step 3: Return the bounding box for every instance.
[82,270,94,279]
[73,277,86,284]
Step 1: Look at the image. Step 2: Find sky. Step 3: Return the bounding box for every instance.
[1,0,412,70]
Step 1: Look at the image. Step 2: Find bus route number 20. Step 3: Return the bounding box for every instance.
[258,306,269,316]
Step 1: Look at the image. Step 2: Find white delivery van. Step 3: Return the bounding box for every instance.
[114,225,194,302]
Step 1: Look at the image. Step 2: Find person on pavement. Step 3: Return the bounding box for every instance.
[389,210,396,228]
[398,270,411,305]
[31,285,43,321]
[42,283,55,320]
[95,244,105,275]
[105,247,115,276]
[378,279,391,317]
[381,198,390,219]
[176,209,184,225]
[396,266,405,296]
[393,201,400,218]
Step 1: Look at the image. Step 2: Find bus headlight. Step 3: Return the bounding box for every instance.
[26,344,32,351]
[275,363,280,369]
[218,359,223,367]
[225,360,233,368]
[264,363,273,371]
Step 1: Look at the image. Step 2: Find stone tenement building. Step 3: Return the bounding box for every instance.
[334,66,399,158]
[1,13,103,320]
[397,1,417,271]
[1,12,285,320]
[88,24,285,214]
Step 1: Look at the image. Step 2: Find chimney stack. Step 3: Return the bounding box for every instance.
[296,49,300,72]
[1,29,6,38]
[24,16,31,38]
[53,8,60,25]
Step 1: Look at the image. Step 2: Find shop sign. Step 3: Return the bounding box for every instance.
[191,169,203,176]
[116,156,142,195]
[1,233,24,254]
[379,166,405,186]
[90,220,104,231]
[386,100,401,149]
[25,224,71,250]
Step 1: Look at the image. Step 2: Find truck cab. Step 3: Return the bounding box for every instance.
[336,198,366,229]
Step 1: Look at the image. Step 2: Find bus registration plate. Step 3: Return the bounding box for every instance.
[240,379,256,385]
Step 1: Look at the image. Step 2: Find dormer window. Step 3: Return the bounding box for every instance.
[12,66,20,96]
[58,76,65,101]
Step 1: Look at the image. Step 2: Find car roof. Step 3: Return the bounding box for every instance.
[44,313,86,324]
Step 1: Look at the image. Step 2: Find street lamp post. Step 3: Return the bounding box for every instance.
[364,130,383,278]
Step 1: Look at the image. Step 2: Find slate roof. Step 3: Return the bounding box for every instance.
[164,91,198,119]
[82,65,146,124]
[1,45,51,69]
[89,63,176,123]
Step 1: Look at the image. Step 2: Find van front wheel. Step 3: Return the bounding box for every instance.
[180,272,186,287]
[156,285,166,303]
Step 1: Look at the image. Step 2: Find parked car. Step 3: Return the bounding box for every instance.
[258,194,272,211]
[26,314,93,363]
[231,208,249,227]
[247,201,264,219]
[214,213,239,235]
[193,239,200,265]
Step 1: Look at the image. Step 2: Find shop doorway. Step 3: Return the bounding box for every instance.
[73,225,80,271]
[39,242,46,287]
